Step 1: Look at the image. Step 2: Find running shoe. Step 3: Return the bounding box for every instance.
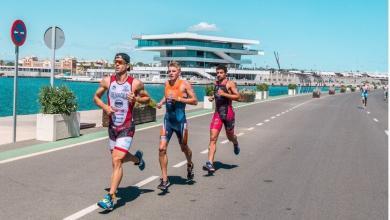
[97,194,114,211]
[134,150,145,171]
[157,178,170,191]
[203,161,215,173]
[187,162,194,180]
[233,143,240,155]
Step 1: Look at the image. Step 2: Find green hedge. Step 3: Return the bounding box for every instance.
[288,84,297,90]
[38,86,77,115]
[256,83,269,91]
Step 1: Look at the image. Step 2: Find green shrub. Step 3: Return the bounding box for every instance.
[134,98,157,108]
[340,85,346,93]
[38,85,77,115]
[288,84,297,90]
[256,83,269,91]
[205,84,214,96]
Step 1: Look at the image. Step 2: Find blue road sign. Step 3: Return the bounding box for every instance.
[11,20,27,46]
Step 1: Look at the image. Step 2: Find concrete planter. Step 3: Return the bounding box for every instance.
[288,89,296,96]
[263,91,269,100]
[36,112,80,141]
[203,96,214,109]
[256,91,269,100]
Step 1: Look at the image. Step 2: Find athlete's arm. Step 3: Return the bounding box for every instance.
[179,81,198,105]
[220,81,240,101]
[94,76,115,115]
[131,79,150,104]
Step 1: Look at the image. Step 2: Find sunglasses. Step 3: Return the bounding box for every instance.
[114,60,126,65]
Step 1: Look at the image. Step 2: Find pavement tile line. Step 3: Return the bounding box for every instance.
[0,93,313,164]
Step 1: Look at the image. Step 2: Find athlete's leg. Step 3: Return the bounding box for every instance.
[123,153,138,163]
[208,129,220,162]
[225,128,238,145]
[159,119,173,182]
[208,112,223,163]
[224,108,239,154]
[109,149,127,195]
[177,123,194,179]
[177,122,192,163]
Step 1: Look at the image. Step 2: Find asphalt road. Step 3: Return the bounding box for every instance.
[0,91,387,220]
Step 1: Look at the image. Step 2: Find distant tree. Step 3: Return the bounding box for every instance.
[6,61,15,66]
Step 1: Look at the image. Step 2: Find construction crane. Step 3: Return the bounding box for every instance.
[274,51,281,70]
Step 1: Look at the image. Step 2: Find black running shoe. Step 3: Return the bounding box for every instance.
[203,161,215,173]
[233,144,240,155]
[157,178,170,191]
[187,162,194,180]
[134,150,145,171]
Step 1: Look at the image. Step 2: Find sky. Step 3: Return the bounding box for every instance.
[0,0,387,73]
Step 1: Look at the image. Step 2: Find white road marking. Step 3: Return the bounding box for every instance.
[0,137,108,164]
[385,130,388,136]
[276,114,280,117]
[173,160,188,168]
[373,118,379,122]
[63,176,159,220]
[256,122,264,126]
[247,127,255,131]
[264,119,270,122]
[237,132,244,137]
[271,116,276,119]
[200,149,209,154]
[367,111,370,114]
[221,140,229,144]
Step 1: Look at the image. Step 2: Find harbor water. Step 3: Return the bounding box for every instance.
[0,77,328,117]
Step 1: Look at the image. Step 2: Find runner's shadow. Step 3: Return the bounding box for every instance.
[158,175,196,196]
[203,161,239,177]
[99,186,154,213]
[214,161,239,171]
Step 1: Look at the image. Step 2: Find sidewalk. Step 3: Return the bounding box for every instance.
[0,102,205,146]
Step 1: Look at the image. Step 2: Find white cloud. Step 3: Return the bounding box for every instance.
[187,22,219,32]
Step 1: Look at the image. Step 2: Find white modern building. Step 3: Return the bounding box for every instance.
[131,32,267,82]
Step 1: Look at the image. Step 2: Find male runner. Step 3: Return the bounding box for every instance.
[93,53,150,210]
[156,61,198,190]
[203,64,240,173]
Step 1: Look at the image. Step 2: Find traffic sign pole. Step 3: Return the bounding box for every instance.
[50,26,56,86]
[10,19,27,143]
[12,46,19,143]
